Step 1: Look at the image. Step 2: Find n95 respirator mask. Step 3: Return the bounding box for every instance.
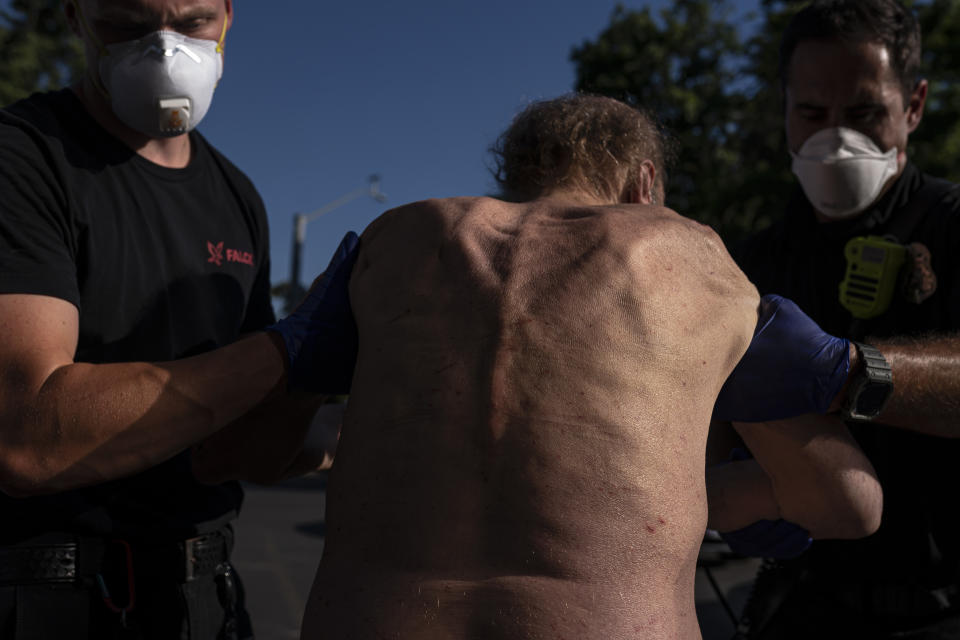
[98,30,224,138]
[790,127,899,219]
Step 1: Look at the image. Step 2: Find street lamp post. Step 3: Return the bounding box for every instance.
[285,174,386,312]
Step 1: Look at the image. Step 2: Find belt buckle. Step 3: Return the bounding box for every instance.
[183,535,202,583]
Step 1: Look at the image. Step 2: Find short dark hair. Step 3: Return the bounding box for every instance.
[490,94,671,203]
[780,0,921,100]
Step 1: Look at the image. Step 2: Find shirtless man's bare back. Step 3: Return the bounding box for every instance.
[303,97,758,640]
[301,95,880,639]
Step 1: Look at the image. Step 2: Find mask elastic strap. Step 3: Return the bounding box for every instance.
[215,14,228,54]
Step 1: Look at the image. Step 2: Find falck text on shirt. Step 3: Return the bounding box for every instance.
[206,241,254,267]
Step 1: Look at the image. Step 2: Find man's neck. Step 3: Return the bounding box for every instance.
[537,187,617,207]
[73,78,192,169]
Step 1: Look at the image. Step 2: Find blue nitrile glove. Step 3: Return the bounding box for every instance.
[267,231,360,393]
[717,448,812,559]
[713,294,850,422]
[721,518,812,559]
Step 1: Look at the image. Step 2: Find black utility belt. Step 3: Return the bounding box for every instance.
[0,528,230,587]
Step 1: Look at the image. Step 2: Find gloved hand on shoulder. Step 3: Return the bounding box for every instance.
[267,231,360,393]
[713,294,849,422]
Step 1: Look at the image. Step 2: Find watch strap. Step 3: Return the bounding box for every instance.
[842,341,893,421]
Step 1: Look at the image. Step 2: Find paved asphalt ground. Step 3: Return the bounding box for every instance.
[232,473,762,640]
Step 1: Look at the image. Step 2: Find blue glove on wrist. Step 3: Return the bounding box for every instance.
[267,231,360,393]
[713,294,849,422]
[720,518,812,559]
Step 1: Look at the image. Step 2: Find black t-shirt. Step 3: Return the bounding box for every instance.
[736,163,960,586]
[0,89,276,543]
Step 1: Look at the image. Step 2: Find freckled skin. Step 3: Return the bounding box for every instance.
[302,197,759,640]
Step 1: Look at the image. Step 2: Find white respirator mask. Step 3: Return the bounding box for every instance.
[790,127,899,219]
[71,0,229,139]
[98,29,224,138]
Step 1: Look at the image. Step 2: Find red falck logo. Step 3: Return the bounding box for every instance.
[207,241,224,266]
[206,240,255,267]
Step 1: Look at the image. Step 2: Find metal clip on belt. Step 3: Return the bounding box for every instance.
[182,531,229,582]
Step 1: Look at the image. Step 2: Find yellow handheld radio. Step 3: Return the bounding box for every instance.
[838,236,906,319]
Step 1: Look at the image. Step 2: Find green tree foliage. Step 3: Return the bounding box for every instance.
[0,0,84,106]
[912,0,960,181]
[572,0,960,243]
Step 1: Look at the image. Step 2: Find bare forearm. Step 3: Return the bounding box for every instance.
[706,459,780,532]
[736,415,882,539]
[1,332,287,495]
[191,391,324,485]
[871,334,960,437]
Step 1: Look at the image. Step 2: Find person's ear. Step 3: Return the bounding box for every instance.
[906,79,927,133]
[622,161,657,205]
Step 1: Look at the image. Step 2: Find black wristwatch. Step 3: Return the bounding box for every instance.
[841,342,894,421]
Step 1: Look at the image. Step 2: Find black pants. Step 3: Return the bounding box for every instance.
[0,541,253,639]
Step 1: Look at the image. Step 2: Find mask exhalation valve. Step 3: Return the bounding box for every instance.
[158,98,191,135]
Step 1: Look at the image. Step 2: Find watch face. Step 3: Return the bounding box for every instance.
[858,381,892,413]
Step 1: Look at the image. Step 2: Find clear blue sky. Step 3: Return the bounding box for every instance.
[194,0,760,311]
